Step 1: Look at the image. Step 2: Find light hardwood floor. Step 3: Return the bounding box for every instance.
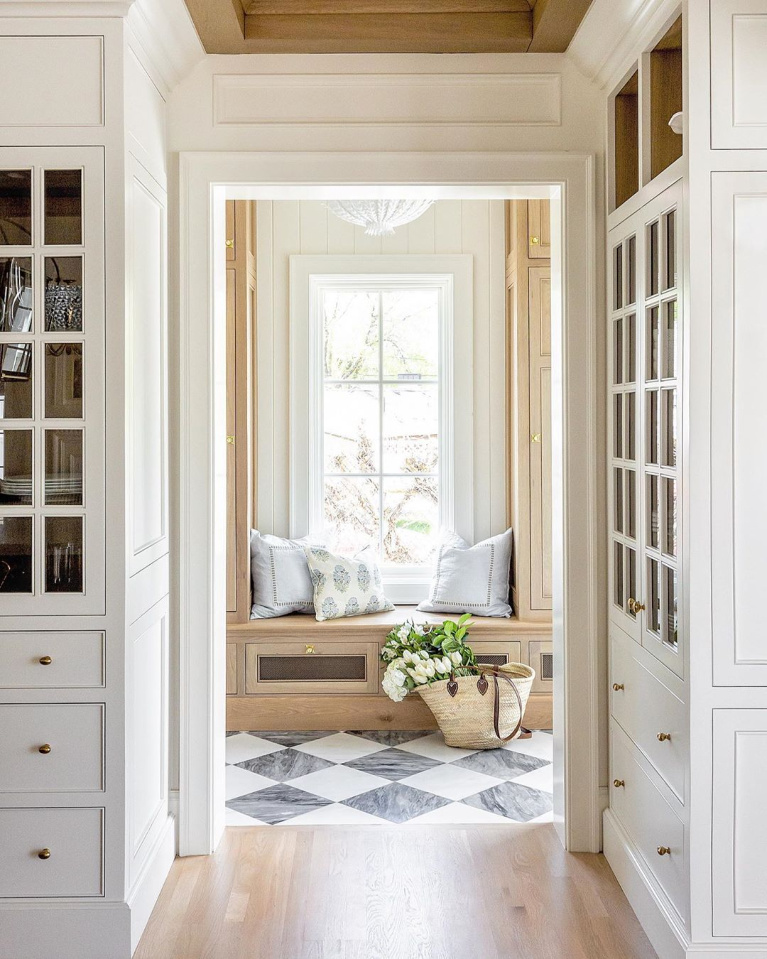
[135,825,656,959]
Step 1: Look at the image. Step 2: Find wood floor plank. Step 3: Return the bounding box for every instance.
[135,825,657,959]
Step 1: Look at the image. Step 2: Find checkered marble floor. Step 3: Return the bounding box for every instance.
[225,729,553,826]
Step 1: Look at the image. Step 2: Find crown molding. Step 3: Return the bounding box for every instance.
[126,0,204,97]
[567,0,681,89]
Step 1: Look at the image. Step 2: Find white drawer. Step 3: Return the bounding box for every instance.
[0,807,103,898]
[0,704,104,793]
[0,632,104,688]
[611,634,685,801]
[611,726,686,920]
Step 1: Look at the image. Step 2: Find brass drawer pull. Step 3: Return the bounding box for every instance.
[39,656,52,666]
[657,846,671,857]
[38,744,52,755]
[613,779,625,788]
[305,644,316,654]
[38,848,51,860]
[657,732,672,742]
[612,683,624,691]
[225,238,234,248]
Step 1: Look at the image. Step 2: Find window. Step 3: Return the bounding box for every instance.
[290,256,474,604]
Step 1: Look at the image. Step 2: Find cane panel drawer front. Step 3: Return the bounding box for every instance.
[244,641,379,695]
[471,640,522,668]
[610,631,685,802]
[0,632,104,688]
[0,704,104,793]
[610,725,686,920]
[0,807,104,898]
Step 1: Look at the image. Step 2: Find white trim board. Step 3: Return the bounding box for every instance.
[176,150,601,856]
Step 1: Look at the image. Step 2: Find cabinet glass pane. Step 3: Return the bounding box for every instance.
[0,344,33,417]
[0,171,32,245]
[647,306,659,380]
[0,257,33,333]
[45,257,82,332]
[0,515,32,592]
[647,390,659,465]
[648,474,659,549]
[663,477,677,557]
[648,220,659,296]
[627,235,636,305]
[662,388,677,467]
[663,565,678,647]
[625,392,636,461]
[0,428,32,504]
[648,558,661,634]
[626,314,636,384]
[614,467,623,533]
[613,244,623,310]
[44,170,82,246]
[662,300,677,379]
[613,542,623,609]
[626,468,636,539]
[627,547,637,617]
[44,516,83,593]
[665,210,677,290]
[44,429,82,505]
[613,318,623,384]
[45,344,83,418]
[614,394,623,458]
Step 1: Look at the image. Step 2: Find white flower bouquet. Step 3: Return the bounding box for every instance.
[380,614,477,703]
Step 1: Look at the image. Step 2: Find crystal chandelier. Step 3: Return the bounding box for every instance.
[326,199,435,236]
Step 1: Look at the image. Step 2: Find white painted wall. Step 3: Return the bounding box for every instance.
[255,198,507,544]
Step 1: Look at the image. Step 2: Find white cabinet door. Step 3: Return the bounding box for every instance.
[711,173,767,685]
[713,710,767,936]
[711,0,767,149]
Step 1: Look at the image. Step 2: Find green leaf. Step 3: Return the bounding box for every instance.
[443,620,456,635]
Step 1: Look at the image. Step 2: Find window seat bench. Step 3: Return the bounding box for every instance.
[226,607,553,732]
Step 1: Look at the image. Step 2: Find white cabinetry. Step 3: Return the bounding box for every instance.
[711,0,767,149]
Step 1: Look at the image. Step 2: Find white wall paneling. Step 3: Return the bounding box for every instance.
[712,709,767,937]
[711,0,767,149]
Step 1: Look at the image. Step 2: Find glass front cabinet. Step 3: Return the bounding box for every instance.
[609,180,683,677]
[0,148,104,615]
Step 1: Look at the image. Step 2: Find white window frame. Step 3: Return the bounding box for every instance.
[290,254,474,603]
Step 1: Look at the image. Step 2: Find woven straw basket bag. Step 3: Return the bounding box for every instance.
[417,663,535,749]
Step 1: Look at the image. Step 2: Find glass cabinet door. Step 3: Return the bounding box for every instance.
[0,149,103,613]
[608,181,683,677]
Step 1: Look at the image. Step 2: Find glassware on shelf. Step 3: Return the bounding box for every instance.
[44,516,83,593]
[0,257,33,333]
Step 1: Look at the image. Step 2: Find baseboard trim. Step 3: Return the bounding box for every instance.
[686,949,767,958]
[0,902,131,959]
[128,813,176,953]
[603,809,688,959]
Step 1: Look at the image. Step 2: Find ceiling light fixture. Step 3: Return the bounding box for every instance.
[326,199,435,236]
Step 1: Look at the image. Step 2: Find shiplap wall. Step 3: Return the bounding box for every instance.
[255,198,507,544]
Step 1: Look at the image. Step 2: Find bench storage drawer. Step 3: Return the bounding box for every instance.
[245,641,379,695]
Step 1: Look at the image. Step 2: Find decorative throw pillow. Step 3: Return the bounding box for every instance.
[250,530,320,619]
[417,528,514,618]
[303,547,394,622]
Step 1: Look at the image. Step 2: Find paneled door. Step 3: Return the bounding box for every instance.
[608,180,683,677]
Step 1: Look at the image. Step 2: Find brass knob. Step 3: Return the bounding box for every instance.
[305,644,315,654]
[628,598,646,614]
[225,239,234,248]
[613,779,625,788]
[226,435,235,445]
[612,683,624,691]
[38,848,51,860]
[531,433,542,444]
[657,846,671,856]
[38,744,52,754]
[657,732,672,742]
[39,656,52,666]
[530,236,540,245]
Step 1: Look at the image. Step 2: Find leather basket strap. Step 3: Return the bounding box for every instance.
[484,667,524,743]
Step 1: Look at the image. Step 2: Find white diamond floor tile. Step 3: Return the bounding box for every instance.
[394,732,479,763]
[288,765,390,802]
[226,806,267,827]
[225,764,275,800]
[293,731,388,763]
[406,801,511,825]
[400,763,504,801]
[510,763,555,793]
[225,733,285,765]
[502,735,554,762]
[286,802,388,825]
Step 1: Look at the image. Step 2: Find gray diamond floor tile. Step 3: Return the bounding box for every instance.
[245,731,339,748]
[343,747,442,781]
[235,747,334,782]
[349,730,435,748]
[461,780,553,822]
[227,784,333,825]
[453,748,550,780]
[343,782,450,823]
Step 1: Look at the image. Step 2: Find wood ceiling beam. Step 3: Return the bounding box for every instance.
[241,11,532,53]
[244,0,530,12]
[527,0,593,52]
[184,0,246,54]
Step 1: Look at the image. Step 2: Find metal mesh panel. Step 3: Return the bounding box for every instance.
[258,655,367,682]
[541,652,554,680]
[475,653,509,667]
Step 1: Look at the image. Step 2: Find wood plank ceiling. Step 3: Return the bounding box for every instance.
[183,0,594,54]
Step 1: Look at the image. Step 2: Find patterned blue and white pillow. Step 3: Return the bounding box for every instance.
[304,547,394,622]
